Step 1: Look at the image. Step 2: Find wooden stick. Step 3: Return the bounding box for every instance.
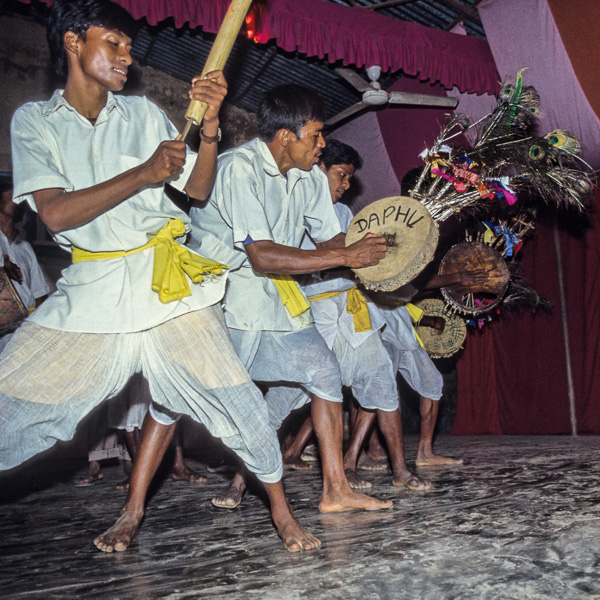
[553,220,578,436]
[181,0,254,141]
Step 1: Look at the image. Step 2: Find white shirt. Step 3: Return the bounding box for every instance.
[189,138,341,332]
[301,202,385,349]
[11,91,226,333]
[0,231,49,310]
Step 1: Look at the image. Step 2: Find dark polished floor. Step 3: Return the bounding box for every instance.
[2,435,600,600]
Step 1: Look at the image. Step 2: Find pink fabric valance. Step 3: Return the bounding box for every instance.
[24,0,499,96]
[250,0,499,95]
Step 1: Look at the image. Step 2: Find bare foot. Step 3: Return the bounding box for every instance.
[416,452,464,467]
[357,453,387,472]
[212,476,246,509]
[392,472,432,490]
[115,478,130,491]
[94,509,143,553]
[319,486,392,513]
[273,511,321,552]
[284,457,314,471]
[171,464,207,483]
[344,467,372,489]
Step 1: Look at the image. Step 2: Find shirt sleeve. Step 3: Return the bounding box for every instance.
[217,153,275,250]
[11,105,74,212]
[302,168,342,243]
[19,242,50,300]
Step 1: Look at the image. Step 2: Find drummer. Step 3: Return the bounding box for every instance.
[189,84,393,513]
[275,139,433,489]
[0,177,49,351]
[2,0,318,555]
[359,169,490,469]
[282,143,488,484]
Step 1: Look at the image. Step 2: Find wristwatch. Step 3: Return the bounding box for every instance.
[200,126,222,144]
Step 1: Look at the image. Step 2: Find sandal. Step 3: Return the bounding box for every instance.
[74,472,104,487]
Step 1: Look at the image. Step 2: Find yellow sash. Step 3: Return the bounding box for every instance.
[308,286,372,333]
[405,302,425,349]
[72,218,228,304]
[268,273,310,320]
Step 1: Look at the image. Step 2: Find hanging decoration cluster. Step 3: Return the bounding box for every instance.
[408,70,595,326]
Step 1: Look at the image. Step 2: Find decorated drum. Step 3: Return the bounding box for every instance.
[345,196,438,292]
[439,241,510,316]
[0,267,28,335]
[413,298,467,358]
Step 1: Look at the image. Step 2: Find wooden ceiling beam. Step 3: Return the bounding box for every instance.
[364,0,420,9]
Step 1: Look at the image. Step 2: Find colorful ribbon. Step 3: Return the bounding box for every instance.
[269,273,311,321]
[308,286,372,333]
[72,218,228,304]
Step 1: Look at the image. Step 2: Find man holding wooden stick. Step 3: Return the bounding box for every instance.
[0,0,319,554]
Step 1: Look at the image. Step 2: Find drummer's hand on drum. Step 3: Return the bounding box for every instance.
[3,255,23,285]
[344,233,387,268]
[429,316,446,335]
[421,315,445,334]
[455,268,489,287]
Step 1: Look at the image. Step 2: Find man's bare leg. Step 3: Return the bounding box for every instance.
[343,406,376,489]
[282,415,315,470]
[212,462,247,509]
[415,397,463,466]
[210,460,321,551]
[263,481,321,552]
[312,395,392,512]
[357,426,388,471]
[377,409,430,490]
[94,414,176,552]
[171,423,207,483]
[115,427,141,490]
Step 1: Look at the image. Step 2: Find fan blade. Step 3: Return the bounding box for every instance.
[335,68,372,93]
[325,102,368,127]
[387,92,459,108]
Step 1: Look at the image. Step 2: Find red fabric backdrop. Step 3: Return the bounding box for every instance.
[453,185,600,435]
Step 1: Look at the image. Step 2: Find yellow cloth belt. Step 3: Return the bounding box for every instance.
[405,302,425,349]
[268,273,310,320]
[72,218,228,304]
[308,286,372,333]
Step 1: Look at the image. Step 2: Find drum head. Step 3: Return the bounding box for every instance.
[345,196,438,292]
[414,298,467,358]
[439,241,510,316]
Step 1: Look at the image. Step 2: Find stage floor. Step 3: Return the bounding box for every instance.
[2,435,600,600]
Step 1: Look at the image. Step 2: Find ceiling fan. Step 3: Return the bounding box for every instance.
[325,65,459,127]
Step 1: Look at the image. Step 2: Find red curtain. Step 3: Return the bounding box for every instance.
[453,184,600,434]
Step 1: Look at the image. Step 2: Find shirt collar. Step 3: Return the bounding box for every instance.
[41,90,130,122]
[255,138,311,181]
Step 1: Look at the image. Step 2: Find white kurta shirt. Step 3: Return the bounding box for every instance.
[301,202,386,349]
[189,138,341,332]
[0,231,49,310]
[11,91,226,333]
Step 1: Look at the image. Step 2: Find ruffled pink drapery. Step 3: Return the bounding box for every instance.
[249,0,499,95]
[23,0,499,96]
[453,0,600,435]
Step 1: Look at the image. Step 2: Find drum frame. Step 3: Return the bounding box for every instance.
[345,196,439,292]
[439,241,510,316]
[0,267,28,335]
